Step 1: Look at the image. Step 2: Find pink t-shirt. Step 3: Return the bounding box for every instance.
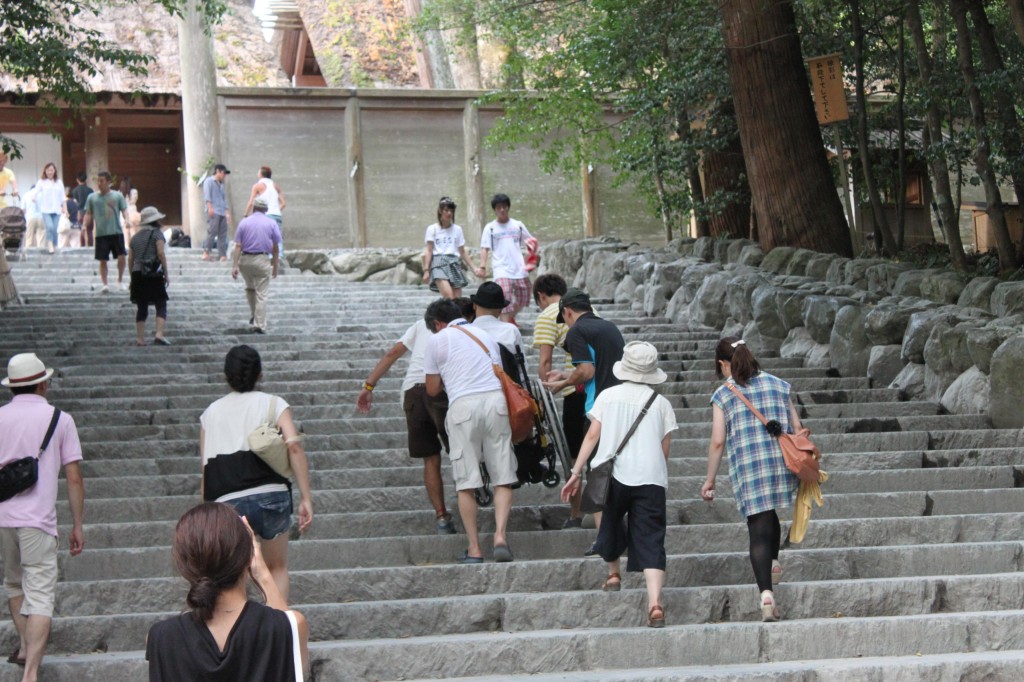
[0,394,83,536]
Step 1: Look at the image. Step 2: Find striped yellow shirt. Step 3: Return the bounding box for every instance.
[533,302,576,398]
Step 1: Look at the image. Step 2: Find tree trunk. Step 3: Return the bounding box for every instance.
[906,0,967,269]
[703,107,751,239]
[967,0,1024,213]
[719,0,852,256]
[688,163,710,238]
[1009,0,1024,46]
[177,0,220,245]
[850,0,898,255]
[895,19,907,250]
[950,0,1017,272]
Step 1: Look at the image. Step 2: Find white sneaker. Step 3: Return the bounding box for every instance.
[120,282,128,292]
[100,285,109,294]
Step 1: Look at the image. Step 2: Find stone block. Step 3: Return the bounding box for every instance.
[990,281,1024,317]
[866,262,913,294]
[780,327,816,359]
[864,299,933,346]
[805,253,839,280]
[751,286,788,339]
[989,334,1024,428]
[692,236,715,262]
[893,268,940,297]
[736,244,764,266]
[289,250,336,274]
[805,343,832,368]
[941,366,990,415]
[967,315,1024,374]
[644,283,669,317]
[919,271,966,304]
[614,274,638,304]
[725,239,755,263]
[844,258,887,290]
[742,320,784,355]
[802,295,854,344]
[688,271,732,329]
[724,271,769,324]
[889,362,926,399]
[901,309,955,363]
[760,246,795,273]
[583,250,627,299]
[867,345,905,388]
[957,276,999,311]
[712,240,731,264]
[782,248,817,276]
[830,304,872,377]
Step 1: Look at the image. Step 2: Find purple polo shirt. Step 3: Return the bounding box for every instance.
[0,394,82,536]
[233,212,282,255]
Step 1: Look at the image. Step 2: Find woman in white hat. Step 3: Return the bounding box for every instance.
[127,206,170,346]
[560,340,678,628]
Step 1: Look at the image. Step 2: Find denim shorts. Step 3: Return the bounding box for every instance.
[226,490,293,540]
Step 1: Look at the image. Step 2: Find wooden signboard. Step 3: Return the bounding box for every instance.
[807,53,850,125]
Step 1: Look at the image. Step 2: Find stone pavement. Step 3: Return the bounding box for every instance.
[0,248,1023,680]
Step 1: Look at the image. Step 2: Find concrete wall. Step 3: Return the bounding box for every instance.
[217,88,663,250]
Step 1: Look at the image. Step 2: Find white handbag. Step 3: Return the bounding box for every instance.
[247,397,293,478]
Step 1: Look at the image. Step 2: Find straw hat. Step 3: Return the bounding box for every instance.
[612,341,667,385]
[138,206,166,226]
[2,353,54,388]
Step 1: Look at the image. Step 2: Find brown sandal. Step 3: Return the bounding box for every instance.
[647,604,665,628]
[602,572,621,592]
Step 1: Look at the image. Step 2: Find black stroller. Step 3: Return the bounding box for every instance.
[474,345,574,506]
[1,204,27,262]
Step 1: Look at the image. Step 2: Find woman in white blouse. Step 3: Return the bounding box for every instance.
[35,163,66,254]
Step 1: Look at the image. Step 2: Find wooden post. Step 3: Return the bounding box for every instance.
[346,97,367,248]
[581,161,598,237]
[463,100,484,242]
[83,112,108,190]
[832,125,858,250]
[177,0,221,249]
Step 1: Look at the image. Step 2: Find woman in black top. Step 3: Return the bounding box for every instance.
[147,502,309,681]
[127,206,170,346]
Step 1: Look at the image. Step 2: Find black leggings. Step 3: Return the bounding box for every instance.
[136,301,167,322]
[746,509,781,592]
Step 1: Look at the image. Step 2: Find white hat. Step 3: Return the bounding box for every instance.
[612,341,667,385]
[138,206,166,225]
[2,353,54,388]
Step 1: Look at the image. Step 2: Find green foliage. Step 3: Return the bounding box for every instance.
[0,0,226,157]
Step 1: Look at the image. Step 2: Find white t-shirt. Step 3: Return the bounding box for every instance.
[256,178,282,217]
[481,219,532,279]
[423,320,502,404]
[470,315,523,357]
[200,391,290,498]
[425,223,465,256]
[398,319,433,392]
[35,178,65,214]
[587,382,678,488]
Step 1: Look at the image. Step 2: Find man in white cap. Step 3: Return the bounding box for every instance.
[231,196,281,334]
[0,353,85,681]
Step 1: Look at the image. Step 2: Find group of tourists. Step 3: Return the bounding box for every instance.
[0,189,807,681]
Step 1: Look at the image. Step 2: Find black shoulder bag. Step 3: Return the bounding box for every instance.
[0,408,61,502]
[580,391,659,513]
[139,229,163,279]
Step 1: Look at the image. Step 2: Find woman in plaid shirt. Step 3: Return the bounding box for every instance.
[700,337,803,622]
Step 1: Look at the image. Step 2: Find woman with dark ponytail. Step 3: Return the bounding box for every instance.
[199,345,313,602]
[700,337,803,622]
[147,502,309,680]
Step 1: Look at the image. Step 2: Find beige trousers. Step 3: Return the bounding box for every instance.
[238,254,273,330]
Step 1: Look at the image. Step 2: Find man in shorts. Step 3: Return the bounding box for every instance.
[475,193,533,324]
[356,299,469,534]
[424,298,517,563]
[0,353,85,681]
[82,171,129,293]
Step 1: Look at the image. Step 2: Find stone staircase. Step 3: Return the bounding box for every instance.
[1,248,1024,680]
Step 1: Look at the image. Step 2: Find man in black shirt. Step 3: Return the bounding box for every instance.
[542,288,625,554]
[70,172,94,247]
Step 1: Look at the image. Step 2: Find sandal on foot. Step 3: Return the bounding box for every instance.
[493,544,514,563]
[154,337,171,346]
[771,559,782,585]
[761,590,780,622]
[647,605,665,628]
[7,649,25,666]
[457,550,483,564]
[602,572,621,592]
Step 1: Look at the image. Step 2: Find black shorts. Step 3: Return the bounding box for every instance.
[562,391,589,462]
[595,479,667,572]
[95,234,126,261]
[403,384,449,458]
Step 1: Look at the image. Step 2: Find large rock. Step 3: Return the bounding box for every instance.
[688,271,733,329]
[889,362,926,399]
[825,257,851,284]
[583,250,627,299]
[990,282,1024,317]
[725,271,770,324]
[990,335,1024,427]
[364,263,421,285]
[780,327,816,359]
[329,249,421,280]
[712,240,732,264]
[867,345,906,388]
[892,269,940,297]
[760,247,796,274]
[781,249,817,277]
[742,320,784,355]
[614,275,638,304]
[956,276,999,312]
[864,299,934,345]
[674,262,724,308]
[736,244,764,266]
[866,262,913,295]
[777,289,814,331]
[830,304,872,376]
[751,286,788,339]
[804,253,840,281]
[644,283,669,317]
[967,315,1024,374]
[919,271,966,305]
[843,259,887,290]
[289,250,336,274]
[901,309,956,363]
[802,295,856,344]
[804,343,832,368]
[941,366,990,415]
[922,320,980,401]
[726,239,756,264]
[692,236,715,262]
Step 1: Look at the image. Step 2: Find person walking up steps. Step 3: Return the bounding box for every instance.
[0,353,86,682]
[701,337,803,622]
[82,171,129,293]
[232,197,281,334]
